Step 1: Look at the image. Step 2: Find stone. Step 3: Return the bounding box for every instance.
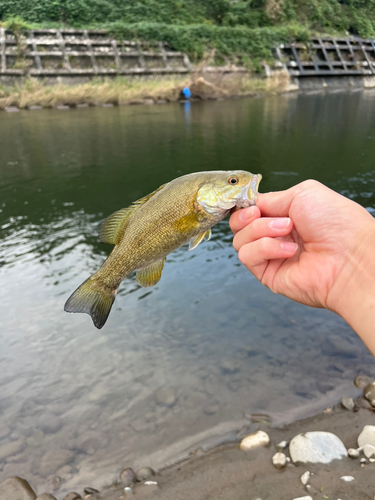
[0,440,25,461]
[272,452,287,468]
[39,449,74,477]
[300,471,310,485]
[144,481,158,486]
[219,360,240,374]
[120,467,136,486]
[355,396,372,409]
[124,487,133,494]
[348,448,360,458]
[135,467,155,482]
[63,494,81,500]
[340,476,355,482]
[142,99,154,105]
[340,397,355,411]
[5,107,20,112]
[292,497,312,500]
[36,495,57,500]
[239,431,270,451]
[0,477,36,500]
[155,388,176,407]
[250,414,272,424]
[354,374,373,389]
[360,458,367,463]
[363,382,375,406]
[40,414,62,434]
[276,440,288,451]
[289,431,347,464]
[363,444,375,458]
[203,405,219,415]
[358,425,375,447]
[84,488,99,494]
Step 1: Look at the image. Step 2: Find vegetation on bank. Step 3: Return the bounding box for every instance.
[0,71,291,109]
[1,0,375,66]
[1,0,375,38]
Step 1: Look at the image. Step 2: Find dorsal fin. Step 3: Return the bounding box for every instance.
[99,183,167,245]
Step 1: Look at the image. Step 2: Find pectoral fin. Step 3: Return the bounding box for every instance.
[189,229,212,251]
[136,259,166,288]
[99,183,167,245]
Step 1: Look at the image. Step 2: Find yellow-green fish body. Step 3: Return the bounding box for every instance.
[65,170,261,328]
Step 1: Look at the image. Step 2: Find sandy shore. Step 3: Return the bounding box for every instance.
[96,402,375,500]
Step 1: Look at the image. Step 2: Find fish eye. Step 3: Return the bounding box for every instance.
[228,176,239,185]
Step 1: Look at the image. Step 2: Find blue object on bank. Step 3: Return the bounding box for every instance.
[182,86,192,99]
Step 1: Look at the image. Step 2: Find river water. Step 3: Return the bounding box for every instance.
[0,91,375,496]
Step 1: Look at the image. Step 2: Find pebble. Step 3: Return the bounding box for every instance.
[0,439,26,461]
[340,397,355,411]
[36,495,57,500]
[54,105,70,110]
[363,382,375,406]
[203,404,219,415]
[120,467,136,486]
[62,494,81,500]
[354,374,373,389]
[250,413,272,424]
[84,488,99,494]
[135,467,155,482]
[363,444,375,458]
[5,107,20,112]
[144,481,158,485]
[155,388,176,407]
[300,471,311,485]
[272,452,287,468]
[289,431,347,464]
[360,458,367,463]
[340,476,355,482]
[355,396,372,409]
[39,449,74,477]
[292,496,312,500]
[358,425,375,447]
[124,487,133,494]
[219,360,240,374]
[239,430,270,451]
[348,448,360,458]
[0,477,36,500]
[276,440,288,450]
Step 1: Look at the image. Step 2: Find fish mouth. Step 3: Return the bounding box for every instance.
[237,174,262,208]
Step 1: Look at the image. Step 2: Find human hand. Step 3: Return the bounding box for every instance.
[230,180,375,333]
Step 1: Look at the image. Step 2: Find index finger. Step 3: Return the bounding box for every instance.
[229,205,261,235]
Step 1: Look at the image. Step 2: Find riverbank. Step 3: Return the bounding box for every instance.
[0,71,292,110]
[3,381,375,500]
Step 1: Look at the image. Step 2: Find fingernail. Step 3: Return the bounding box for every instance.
[238,206,256,221]
[269,218,290,230]
[280,242,298,252]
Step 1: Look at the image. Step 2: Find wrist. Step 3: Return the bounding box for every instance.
[329,218,375,354]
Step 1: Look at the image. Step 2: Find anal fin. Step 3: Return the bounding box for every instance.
[136,259,166,288]
[189,229,212,251]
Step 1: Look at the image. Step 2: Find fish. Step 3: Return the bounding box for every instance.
[64,170,262,329]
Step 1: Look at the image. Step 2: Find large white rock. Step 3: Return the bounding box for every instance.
[239,430,270,451]
[358,425,375,447]
[363,444,375,458]
[289,431,347,464]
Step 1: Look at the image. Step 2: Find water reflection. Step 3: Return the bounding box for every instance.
[0,92,374,496]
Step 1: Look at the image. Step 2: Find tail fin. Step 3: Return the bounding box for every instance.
[64,277,117,329]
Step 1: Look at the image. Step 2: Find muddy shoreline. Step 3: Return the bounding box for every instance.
[99,401,375,500]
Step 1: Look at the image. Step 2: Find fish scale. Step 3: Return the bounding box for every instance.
[65,170,261,329]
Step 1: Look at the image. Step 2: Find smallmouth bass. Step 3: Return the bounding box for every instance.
[65,170,262,329]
